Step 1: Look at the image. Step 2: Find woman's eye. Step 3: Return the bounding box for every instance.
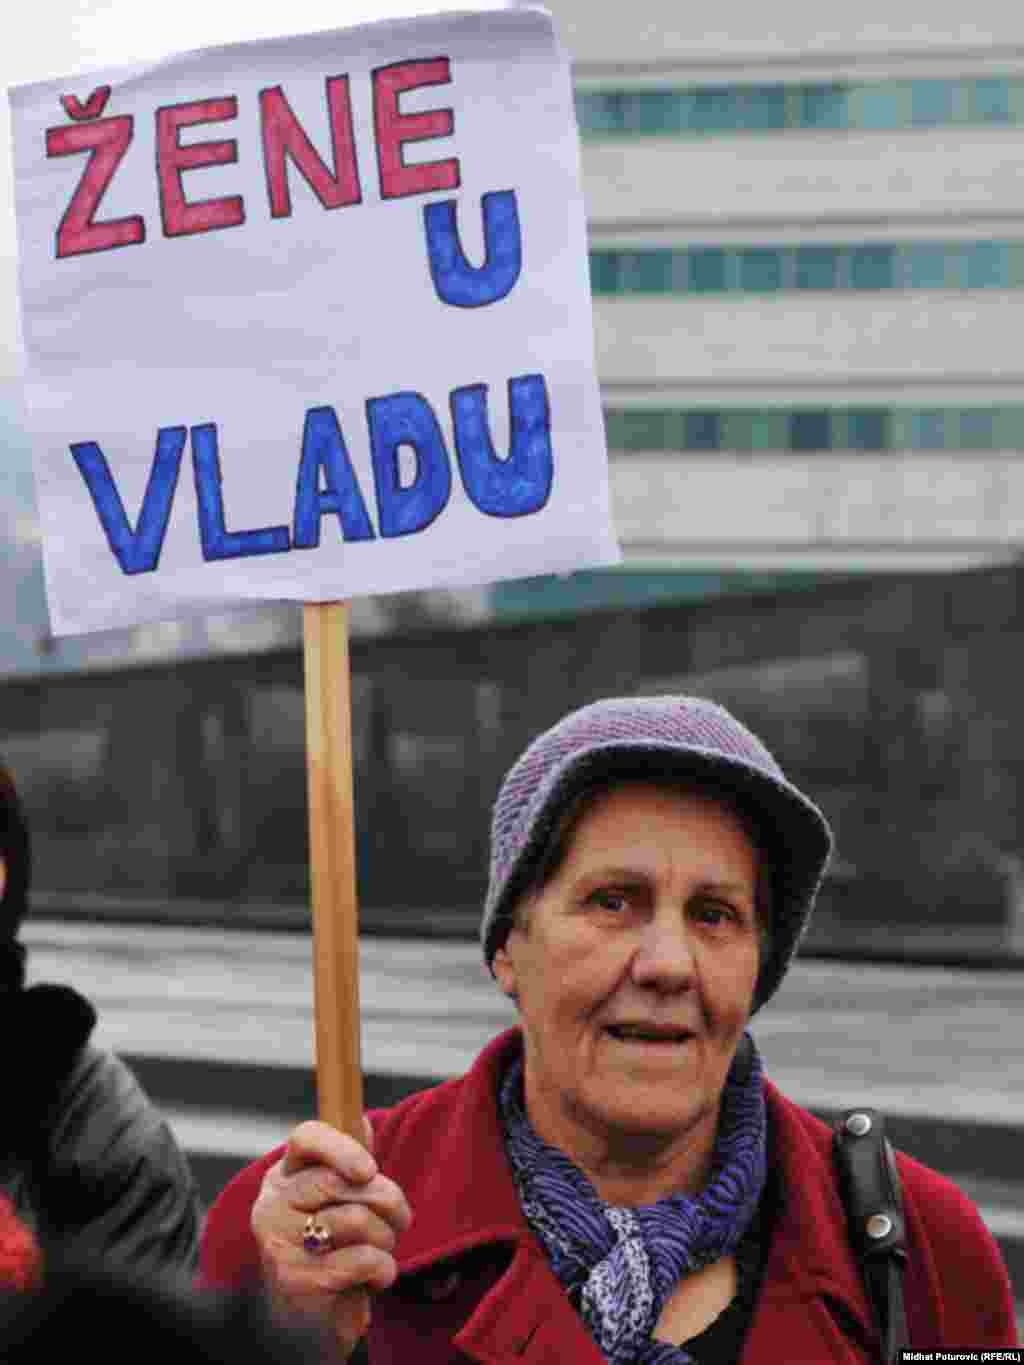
[694,902,734,926]
[590,889,630,913]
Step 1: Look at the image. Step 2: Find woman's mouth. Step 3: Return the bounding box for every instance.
[605,1024,693,1045]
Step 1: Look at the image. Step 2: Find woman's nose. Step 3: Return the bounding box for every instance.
[630,912,697,989]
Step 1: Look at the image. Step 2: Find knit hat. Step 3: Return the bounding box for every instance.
[482,696,833,1012]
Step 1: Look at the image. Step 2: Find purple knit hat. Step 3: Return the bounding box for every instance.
[482,696,833,1012]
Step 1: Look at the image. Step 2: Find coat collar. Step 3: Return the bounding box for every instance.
[376,1028,532,1273]
[377,1028,605,1363]
[375,1027,877,1360]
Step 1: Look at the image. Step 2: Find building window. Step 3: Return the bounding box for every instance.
[850,245,895,290]
[689,248,728,292]
[970,79,1012,124]
[738,248,785,291]
[995,407,1024,448]
[789,410,832,452]
[574,91,623,133]
[745,411,789,450]
[801,83,848,130]
[795,246,841,290]
[692,87,736,134]
[740,85,788,131]
[590,242,1022,295]
[617,249,675,292]
[620,90,687,134]
[718,412,754,452]
[845,409,889,451]
[964,241,1008,289]
[613,410,683,451]
[901,243,954,289]
[588,252,619,293]
[603,405,1024,453]
[577,74,1024,138]
[909,410,949,450]
[910,79,957,127]
[685,412,721,450]
[1008,243,1024,286]
[851,82,910,130]
[959,410,996,450]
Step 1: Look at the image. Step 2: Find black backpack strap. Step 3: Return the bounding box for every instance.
[832,1108,909,1365]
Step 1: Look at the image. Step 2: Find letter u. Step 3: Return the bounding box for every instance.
[450,374,553,517]
[423,190,521,307]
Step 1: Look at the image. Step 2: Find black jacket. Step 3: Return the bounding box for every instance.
[1,982,200,1278]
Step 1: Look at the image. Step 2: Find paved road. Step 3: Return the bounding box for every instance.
[23,918,1024,1124]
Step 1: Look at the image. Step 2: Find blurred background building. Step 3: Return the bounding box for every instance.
[527,0,1024,609]
[3,0,1024,960]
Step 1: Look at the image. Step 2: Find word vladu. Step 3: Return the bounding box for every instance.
[47,54,553,573]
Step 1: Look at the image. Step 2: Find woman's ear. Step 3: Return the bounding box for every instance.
[492,942,518,1001]
[0,857,6,903]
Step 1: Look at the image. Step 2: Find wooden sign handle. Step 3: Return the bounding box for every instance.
[302,600,370,1341]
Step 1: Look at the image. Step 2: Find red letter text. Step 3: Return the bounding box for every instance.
[373,57,460,200]
[260,78,361,218]
[46,113,145,258]
[156,96,245,237]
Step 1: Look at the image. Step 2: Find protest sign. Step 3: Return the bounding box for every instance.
[10,5,619,637]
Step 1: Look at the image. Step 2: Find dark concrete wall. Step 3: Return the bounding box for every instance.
[4,564,1023,950]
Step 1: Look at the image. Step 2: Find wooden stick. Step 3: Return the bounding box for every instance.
[302,600,370,1339]
[303,600,364,1132]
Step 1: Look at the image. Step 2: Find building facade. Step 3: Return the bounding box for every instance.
[547,0,1024,587]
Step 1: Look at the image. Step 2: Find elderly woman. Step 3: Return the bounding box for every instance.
[201,697,1017,1362]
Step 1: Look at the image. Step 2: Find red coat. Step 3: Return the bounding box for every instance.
[201,1029,1017,1363]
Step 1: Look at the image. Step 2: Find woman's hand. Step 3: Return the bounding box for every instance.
[251,1118,413,1360]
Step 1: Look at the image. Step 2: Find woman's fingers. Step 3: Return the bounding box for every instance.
[270,1241,400,1299]
[281,1120,377,1181]
[268,1117,410,1231]
[260,1160,413,1234]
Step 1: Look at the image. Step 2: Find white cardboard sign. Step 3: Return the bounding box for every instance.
[10,7,620,636]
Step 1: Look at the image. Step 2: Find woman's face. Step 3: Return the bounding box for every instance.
[493,784,761,1157]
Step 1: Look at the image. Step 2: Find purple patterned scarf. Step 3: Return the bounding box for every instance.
[499,1033,766,1365]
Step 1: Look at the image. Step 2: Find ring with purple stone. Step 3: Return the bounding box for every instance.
[302,1214,334,1256]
